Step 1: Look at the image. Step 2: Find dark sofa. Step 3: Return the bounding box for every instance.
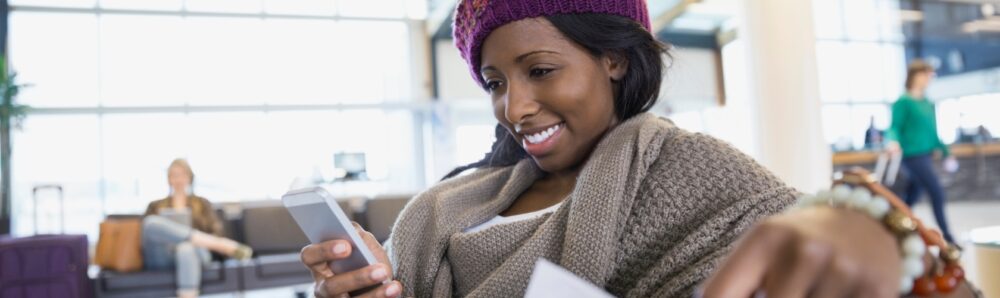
[93,262,241,298]
[93,196,400,298]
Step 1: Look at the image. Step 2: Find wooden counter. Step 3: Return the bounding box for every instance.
[832,142,1000,202]
[832,142,1000,166]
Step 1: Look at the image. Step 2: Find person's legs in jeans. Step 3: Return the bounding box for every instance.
[141,236,174,271]
[143,215,248,257]
[142,215,190,271]
[174,241,204,298]
[902,171,923,207]
[143,215,250,297]
[143,215,193,245]
[902,155,956,243]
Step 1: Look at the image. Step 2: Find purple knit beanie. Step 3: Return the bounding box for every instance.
[453,0,652,88]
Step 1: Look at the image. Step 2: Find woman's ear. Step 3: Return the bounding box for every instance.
[604,51,629,81]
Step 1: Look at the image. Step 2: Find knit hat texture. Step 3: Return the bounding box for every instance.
[453,0,652,88]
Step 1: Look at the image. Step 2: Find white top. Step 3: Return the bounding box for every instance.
[464,202,563,234]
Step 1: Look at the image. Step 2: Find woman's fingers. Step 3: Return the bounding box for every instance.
[705,208,904,298]
[312,285,350,298]
[354,280,403,298]
[302,224,397,297]
[301,240,354,279]
[354,224,391,265]
[762,238,833,298]
[701,223,792,297]
[318,264,393,295]
[810,256,861,298]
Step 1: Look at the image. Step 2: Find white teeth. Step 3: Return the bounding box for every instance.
[524,124,561,144]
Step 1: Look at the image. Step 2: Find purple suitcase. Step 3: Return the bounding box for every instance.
[0,234,92,298]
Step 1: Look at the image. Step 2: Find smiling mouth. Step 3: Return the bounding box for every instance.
[523,123,564,144]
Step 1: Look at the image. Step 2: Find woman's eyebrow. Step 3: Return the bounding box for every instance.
[514,50,559,63]
[480,50,560,73]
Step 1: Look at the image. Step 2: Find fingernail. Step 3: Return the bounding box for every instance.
[333,243,347,254]
[385,283,400,297]
[370,267,387,280]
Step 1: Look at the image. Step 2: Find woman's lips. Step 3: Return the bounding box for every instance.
[521,123,564,157]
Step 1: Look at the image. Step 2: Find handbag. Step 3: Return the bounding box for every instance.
[94,217,144,272]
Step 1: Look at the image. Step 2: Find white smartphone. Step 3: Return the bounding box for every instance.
[282,186,378,274]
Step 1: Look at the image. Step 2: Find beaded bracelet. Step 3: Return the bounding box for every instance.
[790,168,965,296]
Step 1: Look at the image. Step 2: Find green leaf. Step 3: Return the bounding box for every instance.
[0,66,32,130]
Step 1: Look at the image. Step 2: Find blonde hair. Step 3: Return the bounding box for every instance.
[166,158,207,217]
[169,158,195,185]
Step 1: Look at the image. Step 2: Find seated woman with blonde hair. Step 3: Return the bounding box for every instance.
[142,158,252,298]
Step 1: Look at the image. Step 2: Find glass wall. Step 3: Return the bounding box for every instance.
[812,0,908,151]
[7,0,432,239]
[937,93,1000,144]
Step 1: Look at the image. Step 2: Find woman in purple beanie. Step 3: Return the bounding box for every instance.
[299,1,978,297]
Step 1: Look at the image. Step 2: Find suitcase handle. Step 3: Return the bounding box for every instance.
[32,184,65,234]
[32,185,63,194]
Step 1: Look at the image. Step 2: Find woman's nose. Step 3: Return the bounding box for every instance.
[503,81,540,124]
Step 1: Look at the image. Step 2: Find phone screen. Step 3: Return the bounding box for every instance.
[284,189,376,274]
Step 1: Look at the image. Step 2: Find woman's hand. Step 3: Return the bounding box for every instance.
[300,223,402,298]
[886,141,902,156]
[943,156,959,173]
[701,207,901,298]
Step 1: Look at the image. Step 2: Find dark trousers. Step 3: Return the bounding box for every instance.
[902,154,956,243]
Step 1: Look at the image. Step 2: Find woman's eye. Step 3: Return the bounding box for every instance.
[485,80,503,92]
[529,68,553,77]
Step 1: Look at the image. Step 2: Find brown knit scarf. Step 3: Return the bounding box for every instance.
[388,113,797,297]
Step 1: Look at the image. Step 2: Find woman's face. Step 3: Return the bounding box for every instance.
[168,165,191,193]
[913,70,935,90]
[480,18,626,173]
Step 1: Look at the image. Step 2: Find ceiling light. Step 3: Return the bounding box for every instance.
[963,19,1000,32]
[983,4,996,17]
[900,10,924,22]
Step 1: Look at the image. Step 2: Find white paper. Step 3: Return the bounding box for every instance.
[524,259,614,298]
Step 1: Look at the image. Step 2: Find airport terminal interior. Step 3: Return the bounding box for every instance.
[1,0,999,297]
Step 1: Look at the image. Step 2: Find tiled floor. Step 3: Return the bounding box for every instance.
[201,201,1000,298]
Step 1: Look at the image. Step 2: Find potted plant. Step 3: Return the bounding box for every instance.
[0,56,31,234]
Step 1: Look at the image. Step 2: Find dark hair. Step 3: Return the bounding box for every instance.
[904,59,934,90]
[442,13,671,180]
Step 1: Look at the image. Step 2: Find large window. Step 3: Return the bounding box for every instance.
[8,0,429,239]
[11,14,413,107]
[937,93,1000,144]
[812,0,909,151]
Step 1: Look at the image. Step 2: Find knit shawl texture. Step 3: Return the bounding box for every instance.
[388,113,797,297]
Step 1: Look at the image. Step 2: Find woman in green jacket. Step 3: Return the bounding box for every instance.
[885,60,957,243]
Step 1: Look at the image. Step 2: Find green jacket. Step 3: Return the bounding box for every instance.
[885,94,950,158]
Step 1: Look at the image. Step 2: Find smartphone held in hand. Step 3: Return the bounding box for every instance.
[283,186,378,274]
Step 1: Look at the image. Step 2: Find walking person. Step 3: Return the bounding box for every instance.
[886,60,958,243]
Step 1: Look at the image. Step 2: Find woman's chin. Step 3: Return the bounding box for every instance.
[530,154,572,174]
